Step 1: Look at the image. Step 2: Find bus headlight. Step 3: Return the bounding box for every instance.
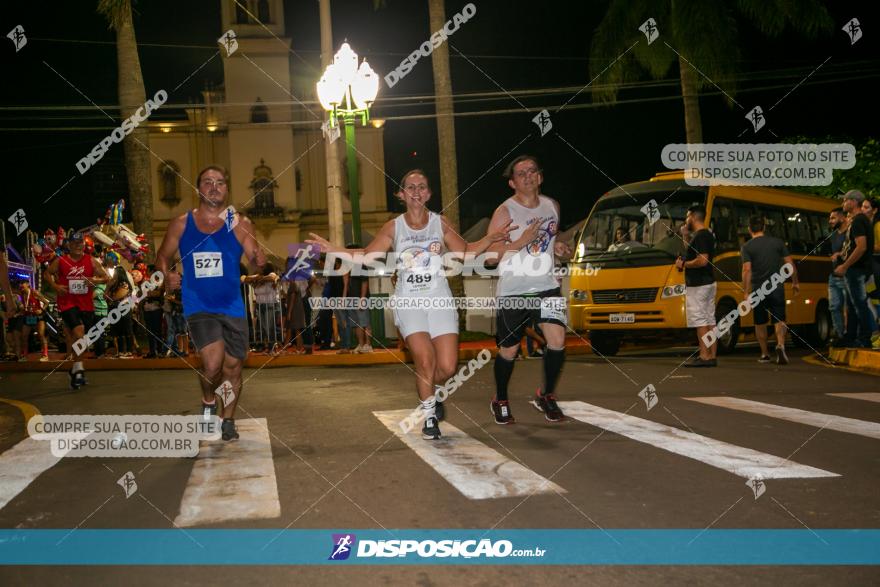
[661,284,686,298]
[571,289,589,301]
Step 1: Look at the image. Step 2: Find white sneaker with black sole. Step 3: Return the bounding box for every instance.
[776,346,789,365]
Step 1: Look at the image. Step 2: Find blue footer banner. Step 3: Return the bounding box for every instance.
[1,529,879,565]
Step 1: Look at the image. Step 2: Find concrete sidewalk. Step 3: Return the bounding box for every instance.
[0,336,593,372]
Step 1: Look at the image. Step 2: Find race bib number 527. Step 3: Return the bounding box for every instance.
[193,252,223,278]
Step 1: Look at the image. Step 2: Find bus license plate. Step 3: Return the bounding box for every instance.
[609,313,635,324]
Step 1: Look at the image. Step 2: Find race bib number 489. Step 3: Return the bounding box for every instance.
[193,252,223,278]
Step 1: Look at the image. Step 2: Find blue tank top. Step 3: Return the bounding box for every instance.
[179,211,246,318]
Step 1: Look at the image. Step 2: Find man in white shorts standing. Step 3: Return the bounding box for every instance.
[676,205,718,367]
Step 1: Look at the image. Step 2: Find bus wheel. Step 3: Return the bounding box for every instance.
[590,331,621,357]
[714,299,740,355]
[802,301,831,347]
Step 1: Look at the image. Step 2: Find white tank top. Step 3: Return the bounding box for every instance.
[497,195,559,296]
[393,212,452,298]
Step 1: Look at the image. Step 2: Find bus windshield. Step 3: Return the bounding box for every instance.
[575,189,707,265]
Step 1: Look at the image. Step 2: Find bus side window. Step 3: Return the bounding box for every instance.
[735,203,757,248]
[785,209,812,255]
[808,212,831,256]
[710,198,737,253]
[757,206,788,244]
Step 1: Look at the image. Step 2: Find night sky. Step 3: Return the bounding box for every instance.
[1,0,877,252]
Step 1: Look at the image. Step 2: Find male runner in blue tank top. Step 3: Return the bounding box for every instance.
[157,166,266,441]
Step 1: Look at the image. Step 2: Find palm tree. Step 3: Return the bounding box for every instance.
[590,0,833,143]
[97,0,154,258]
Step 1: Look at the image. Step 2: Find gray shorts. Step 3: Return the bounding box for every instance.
[348,307,371,329]
[186,312,249,359]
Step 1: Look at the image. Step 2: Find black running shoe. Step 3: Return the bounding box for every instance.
[69,370,86,390]
[434,400,445,421]
[201,401,218,421]
[422,416,441,440]
[221,418,239,441]
[531,390,565,422]
[490,399,515,425]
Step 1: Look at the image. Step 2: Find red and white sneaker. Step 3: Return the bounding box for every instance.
[530,389,565,422]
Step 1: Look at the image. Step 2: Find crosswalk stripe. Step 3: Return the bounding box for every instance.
[828,392,880,404]
[685,397,880,440]
[174,418,281,527]
[0,438,63,511]
[559,401,837,479]
[373,409,566,500]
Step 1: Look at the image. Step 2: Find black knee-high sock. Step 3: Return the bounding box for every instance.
[494,355,515,401]
[542,348,565,396]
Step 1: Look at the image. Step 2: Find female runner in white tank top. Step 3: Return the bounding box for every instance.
[309,169,512,440]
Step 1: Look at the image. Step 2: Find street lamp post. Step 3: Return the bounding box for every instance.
[316,42,379,246]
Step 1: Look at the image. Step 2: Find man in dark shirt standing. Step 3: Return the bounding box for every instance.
[742,216,799,364]
[827,208,848,345]
[834,190,877,348]
[676,205,717,367]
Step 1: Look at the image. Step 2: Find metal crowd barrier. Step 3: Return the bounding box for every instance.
[245,283,285,354]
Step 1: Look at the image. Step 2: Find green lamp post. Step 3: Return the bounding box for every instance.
[316,42,380,246]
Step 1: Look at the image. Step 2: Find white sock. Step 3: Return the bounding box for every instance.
[73,361,84,372]
[434,385,444,400]
[421,396,436,421]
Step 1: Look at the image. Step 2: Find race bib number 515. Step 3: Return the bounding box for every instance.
[193,252,223,278]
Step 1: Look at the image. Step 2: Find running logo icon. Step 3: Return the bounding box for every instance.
[746,105,765,132]
[842,18,862,45]
[532,110,552,137]
[7,25,26,52]
[329,533,356,560]
[218,29,238,56]
[639,18,659,44]
[746,476,766,499]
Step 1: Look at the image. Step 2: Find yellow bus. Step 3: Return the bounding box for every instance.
[569,171,837,356]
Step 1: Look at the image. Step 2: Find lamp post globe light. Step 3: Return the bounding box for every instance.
[317,42,379,247]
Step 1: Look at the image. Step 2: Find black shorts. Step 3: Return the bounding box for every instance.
[186,312,249,360]
[752,288,786,326]
[61,307,94,330]
[6,316,23,332]
[496,288,567,349]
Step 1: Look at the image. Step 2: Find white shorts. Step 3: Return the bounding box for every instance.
[686,283,717,328]
[393,306,458,340]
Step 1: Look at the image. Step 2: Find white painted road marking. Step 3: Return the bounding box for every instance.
[686,397,880,441]
[373,409,565,500]
[0,437,64,511]
[828,392,880,404]
[174,418,280,527]
[559,401,838,479]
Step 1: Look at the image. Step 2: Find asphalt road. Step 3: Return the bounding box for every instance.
[0,345,878,585]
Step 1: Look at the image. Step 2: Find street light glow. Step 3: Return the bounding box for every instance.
[352,61,379,110]
[316,42,380,248]
[317,43,379,120]
[316,64,343,110]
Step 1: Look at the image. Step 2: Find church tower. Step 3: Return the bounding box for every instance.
[219,0,298,231]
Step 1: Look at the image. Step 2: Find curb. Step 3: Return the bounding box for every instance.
[826,347,880,374]
[0,341,593,372]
